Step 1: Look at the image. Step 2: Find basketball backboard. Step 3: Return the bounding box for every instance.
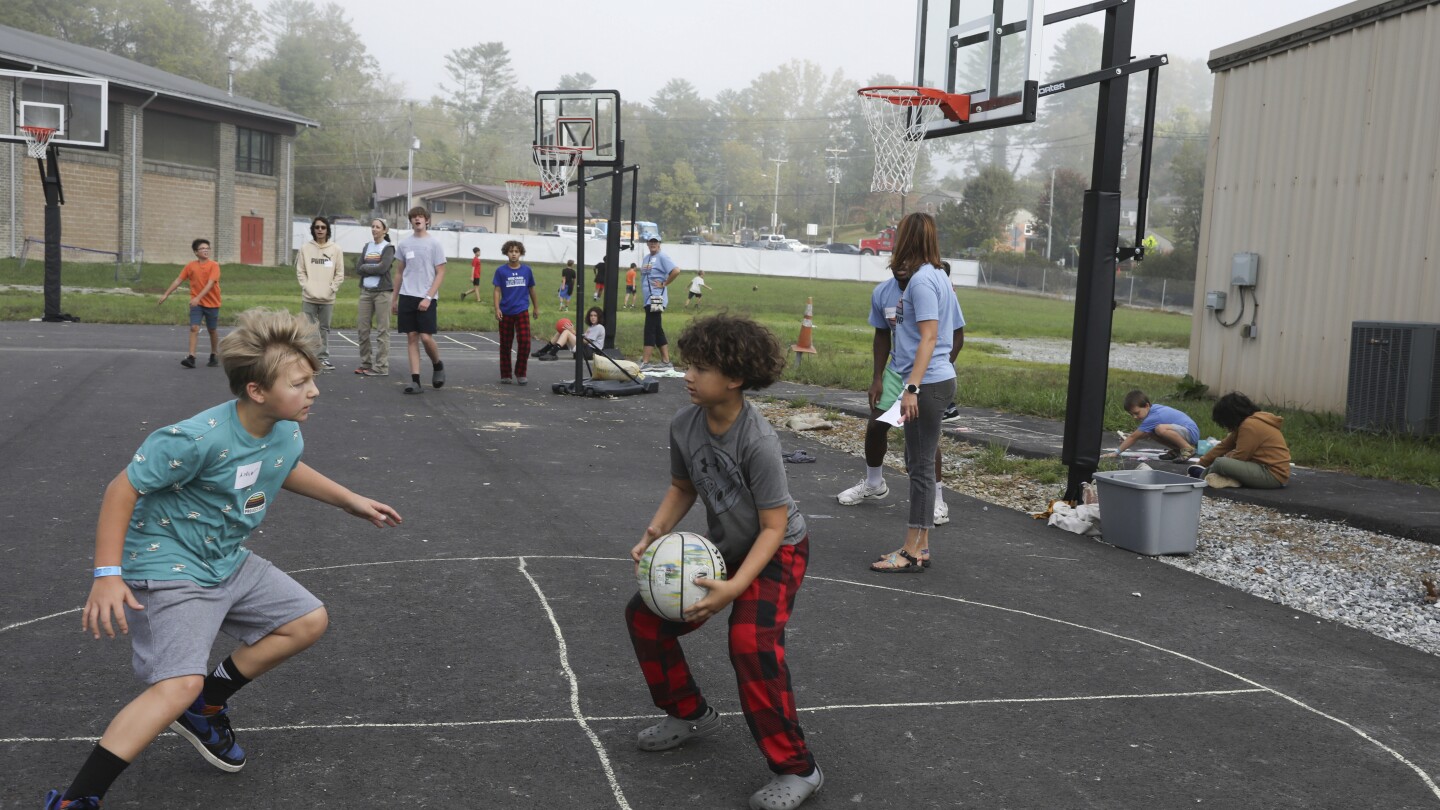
[534,90,620,166]
[0,69,109,151]
[915,0,1044,138]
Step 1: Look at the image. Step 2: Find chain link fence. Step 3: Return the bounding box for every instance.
[976,259,1194,313]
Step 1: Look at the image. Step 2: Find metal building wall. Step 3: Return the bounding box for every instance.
[1191,0,1440,413]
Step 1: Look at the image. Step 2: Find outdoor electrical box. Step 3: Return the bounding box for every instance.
[1205,291,1227,311]
[1231,252,1259,287]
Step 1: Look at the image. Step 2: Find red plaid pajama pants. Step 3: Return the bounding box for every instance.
[497,311,531,379]
[625,536,814,776]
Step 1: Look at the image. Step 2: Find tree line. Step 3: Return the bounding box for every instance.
[4,0,1209,277]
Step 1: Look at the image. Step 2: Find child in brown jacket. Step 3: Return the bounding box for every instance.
[1191,392,1291,488]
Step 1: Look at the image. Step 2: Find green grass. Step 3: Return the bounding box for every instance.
[4,257,1437,487]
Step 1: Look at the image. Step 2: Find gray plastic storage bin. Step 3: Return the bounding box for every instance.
[1092,469,1206,555]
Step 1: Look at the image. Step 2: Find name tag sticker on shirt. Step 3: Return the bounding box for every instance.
[234,461,262,489]
[406,251,416,260]
[323,259,333,267]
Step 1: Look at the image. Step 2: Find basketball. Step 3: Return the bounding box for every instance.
[556,318,574,333]
[636,532,728,622]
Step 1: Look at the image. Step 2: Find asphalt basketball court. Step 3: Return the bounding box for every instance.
[2,321,1439,809]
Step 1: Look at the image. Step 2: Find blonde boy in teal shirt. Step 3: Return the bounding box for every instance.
[44,308,401,810]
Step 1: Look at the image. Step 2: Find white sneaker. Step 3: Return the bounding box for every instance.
[837,479,888,505]
[934,501,950,525]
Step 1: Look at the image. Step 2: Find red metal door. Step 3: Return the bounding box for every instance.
[240,216,264,265]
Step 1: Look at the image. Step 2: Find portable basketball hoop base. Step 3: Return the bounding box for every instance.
[856,86,969,194]
[19,125,56,159]
[505,179,542,223]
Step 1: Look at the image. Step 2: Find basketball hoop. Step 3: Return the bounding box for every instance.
[19,125,56,159]
[534,144,584,196]
[505,179,542,223]
[856,86,969,194]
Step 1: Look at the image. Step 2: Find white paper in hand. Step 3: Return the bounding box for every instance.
[876,398,904,427]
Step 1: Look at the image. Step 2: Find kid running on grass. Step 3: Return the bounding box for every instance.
[625,313,823,810]
[460,246,483,302]
[158,238,222,369]
[43,308,401,810]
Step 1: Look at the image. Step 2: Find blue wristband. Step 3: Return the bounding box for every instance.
[94,566,123,578]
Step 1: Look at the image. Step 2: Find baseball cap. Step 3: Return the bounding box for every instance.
[647,236,661,243]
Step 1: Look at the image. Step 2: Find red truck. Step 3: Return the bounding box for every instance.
[859,226,896,255]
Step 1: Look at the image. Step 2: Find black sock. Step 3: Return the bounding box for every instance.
[64,744,129,800]
[412,373,421,384]
[432,360,444,370]
[200,655,253,708]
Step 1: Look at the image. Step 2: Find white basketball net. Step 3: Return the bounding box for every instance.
[505,180,540,223]
[535,146,582,197]
[20,126,55,159]
[858,90,946,194]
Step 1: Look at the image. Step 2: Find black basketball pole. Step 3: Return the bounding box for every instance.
[602,139,625,349]
[38,142,73,322]
[1060,0,1134,500]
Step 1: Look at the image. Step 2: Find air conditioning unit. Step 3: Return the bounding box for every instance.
[1345,321,1440,435]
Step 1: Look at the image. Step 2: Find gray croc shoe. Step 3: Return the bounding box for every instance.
[749,766,823,810]
[431,365,446,388]
[636,707,721,751]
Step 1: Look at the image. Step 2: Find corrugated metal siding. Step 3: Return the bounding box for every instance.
[1191,1,1440,413]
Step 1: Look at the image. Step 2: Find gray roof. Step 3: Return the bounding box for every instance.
[374,177,591,218]
[0,23,317,128]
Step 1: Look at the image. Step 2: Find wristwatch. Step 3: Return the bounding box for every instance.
[903,383,921,395]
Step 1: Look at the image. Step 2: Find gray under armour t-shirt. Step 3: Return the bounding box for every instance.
[669,401,806,569]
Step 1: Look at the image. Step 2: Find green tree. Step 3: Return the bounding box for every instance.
[556,72,596,90]
[1169,137,1206,251]
[937,165,1022,252]
[651,161,705,238]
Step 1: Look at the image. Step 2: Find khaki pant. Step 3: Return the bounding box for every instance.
[301,301,334,362]
[1209,456,1284,488]
[355,288,392,374]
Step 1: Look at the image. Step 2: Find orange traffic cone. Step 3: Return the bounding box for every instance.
[791,297,818,357]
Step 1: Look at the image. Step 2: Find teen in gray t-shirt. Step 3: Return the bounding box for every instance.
[669,401,806,568]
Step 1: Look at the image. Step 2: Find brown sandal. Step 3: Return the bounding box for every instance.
[874,548,930,568]
[869,549,926,573]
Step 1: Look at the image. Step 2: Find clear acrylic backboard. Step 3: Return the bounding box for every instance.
[915,0,1044,137]
[0,69,109,150]
[534,90,620,166]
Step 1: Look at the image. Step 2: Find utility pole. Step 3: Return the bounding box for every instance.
[405,103,417,214]
[825,147,846,243]
[1046,167,1056,262]
[768,157,787,234]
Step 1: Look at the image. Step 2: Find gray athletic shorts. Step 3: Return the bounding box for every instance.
[124,553,323,684]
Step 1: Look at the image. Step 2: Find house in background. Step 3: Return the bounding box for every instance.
[372,178,593,234]
[0,24,315,266]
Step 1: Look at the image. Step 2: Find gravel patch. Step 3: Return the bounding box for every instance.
[757,401,1440,657]
[973,337,1189,377]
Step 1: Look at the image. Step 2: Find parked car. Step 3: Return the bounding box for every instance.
[432,220,465,231]
[463,225,489,233]
[781,239,808,253]
[679,235,711,245]
[821,242,861,254]
[741,240,768,250]
[805,247,830,254]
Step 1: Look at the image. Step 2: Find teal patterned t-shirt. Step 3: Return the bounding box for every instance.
[122,400,303,586]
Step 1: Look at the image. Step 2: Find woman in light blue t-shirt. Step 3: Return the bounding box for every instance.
[871,213,957,574]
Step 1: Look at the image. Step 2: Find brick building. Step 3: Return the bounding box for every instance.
[0,24,315,266]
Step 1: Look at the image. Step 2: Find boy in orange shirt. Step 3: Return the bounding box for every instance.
[159,238,223,368]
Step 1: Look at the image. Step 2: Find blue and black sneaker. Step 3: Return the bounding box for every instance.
[43,790,101,809]
[169,700,246,772]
